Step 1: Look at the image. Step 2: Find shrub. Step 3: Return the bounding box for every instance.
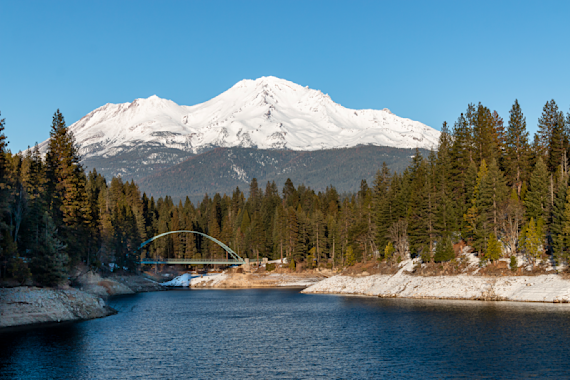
[266,263,276,272]
[10,256,31,285]
[289,259,296,271]
[419,245,431,263]
[434,237,454,262]
[484,233,502,262]
[384,242,395,261]
[510,255,518,272]
[306,254,315,269]
[346,246,356,267]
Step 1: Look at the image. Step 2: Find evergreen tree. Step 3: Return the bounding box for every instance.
[472,103,502,165]
[524,157,549,222]
[550,167,568,261]
[373,163,392,253]
[30,213,69,286]
[503,100,531,194]
[434,122,457,237]
[484,233,502,262]
[407,150,432,257]
[536,100,566,165]
[547,112,568,173]
[561,189,570,263]
[433,236,454,262]
[464,160,487,252]
[0,113,11,277]
[44,110,92,263]
[477,158,508,238]
[520,218,544,265]
[449,113,473,222]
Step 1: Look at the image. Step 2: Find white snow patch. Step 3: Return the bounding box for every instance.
[161,273,228,287]
[32,76,440,158]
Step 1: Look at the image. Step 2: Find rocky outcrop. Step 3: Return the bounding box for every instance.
[0,287,116,329]
[76,272,135,297]
[0,272,166,330]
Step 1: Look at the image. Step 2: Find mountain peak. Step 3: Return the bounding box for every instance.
[35,77,440,159]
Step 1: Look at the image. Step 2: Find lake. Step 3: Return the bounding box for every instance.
[2,289,570,379]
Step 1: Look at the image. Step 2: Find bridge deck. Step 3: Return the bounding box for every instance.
[140,259,261,265]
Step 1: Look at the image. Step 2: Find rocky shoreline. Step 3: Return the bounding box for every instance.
[0,287,116,329]
[0,272,166,330]
[163,271,328,289]
[302,269,570,303]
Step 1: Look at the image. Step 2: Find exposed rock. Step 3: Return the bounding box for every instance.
[0,287,116,329]
[303,271,570,303]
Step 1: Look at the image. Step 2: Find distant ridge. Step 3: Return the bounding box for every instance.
[137,146,429,203]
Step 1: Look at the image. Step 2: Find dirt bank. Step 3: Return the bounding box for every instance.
[162,268,332,289]
[193,272,326,288]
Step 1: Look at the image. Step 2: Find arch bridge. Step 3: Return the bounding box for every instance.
[137,230,261,265]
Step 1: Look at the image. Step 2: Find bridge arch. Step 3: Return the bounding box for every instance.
[138,230,243,262]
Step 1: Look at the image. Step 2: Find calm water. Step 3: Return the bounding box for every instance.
[2,289,570,379]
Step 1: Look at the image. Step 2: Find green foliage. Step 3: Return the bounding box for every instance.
[9,256,30,285]
[524,157,549,221]
[30,213,69,286]
[420,245,431,264]
[520,218,544,264]
[288,258,296,271]
[306,250,315,269]
[266,263,276,271]
[384,242,395,261]
[510,255,518,272]
[434,237,454,262]
[345,246,356,267]
[484,233,502,263]
[503,99,531,192]
[3,101,570,284]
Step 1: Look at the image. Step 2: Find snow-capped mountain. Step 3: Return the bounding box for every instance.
[37,76,440,159]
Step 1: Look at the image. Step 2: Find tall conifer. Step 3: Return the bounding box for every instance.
[524,157,549,222]
[503,100,531,194]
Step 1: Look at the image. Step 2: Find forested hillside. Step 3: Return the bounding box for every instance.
[1,99,570,286]
[136,145,427,203]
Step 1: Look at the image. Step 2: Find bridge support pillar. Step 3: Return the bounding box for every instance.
[244,258,250,272]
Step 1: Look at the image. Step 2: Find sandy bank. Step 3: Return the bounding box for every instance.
[0,287,116,329]
[302,269,570,303]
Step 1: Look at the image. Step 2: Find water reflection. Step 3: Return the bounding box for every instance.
[2,290,570,379]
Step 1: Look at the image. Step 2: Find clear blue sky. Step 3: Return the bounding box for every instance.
[1,0,569,152]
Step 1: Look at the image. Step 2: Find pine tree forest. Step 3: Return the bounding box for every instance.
[2,100,570,285]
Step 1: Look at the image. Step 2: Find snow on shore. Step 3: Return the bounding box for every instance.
[303,268,570,303]
[162,273,228,287]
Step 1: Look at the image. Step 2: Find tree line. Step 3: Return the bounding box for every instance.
[1,99,570,285]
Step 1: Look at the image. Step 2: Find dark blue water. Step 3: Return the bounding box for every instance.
[2,289,570,379]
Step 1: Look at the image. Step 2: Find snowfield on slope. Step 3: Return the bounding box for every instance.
[34,76,440,158]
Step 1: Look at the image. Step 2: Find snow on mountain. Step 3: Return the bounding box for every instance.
[37,76,440,158]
